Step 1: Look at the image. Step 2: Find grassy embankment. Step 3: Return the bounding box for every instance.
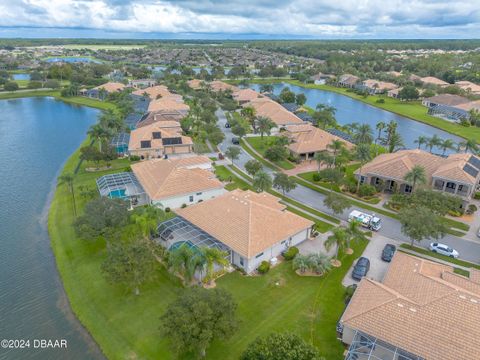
[49,141,367,359]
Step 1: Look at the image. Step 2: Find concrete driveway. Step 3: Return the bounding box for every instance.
[342,235,401,287]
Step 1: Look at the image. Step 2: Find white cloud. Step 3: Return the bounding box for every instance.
[0,0,479,38]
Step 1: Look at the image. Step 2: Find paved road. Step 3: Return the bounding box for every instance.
[216,108,480,264]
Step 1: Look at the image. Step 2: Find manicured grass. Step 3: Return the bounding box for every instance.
[399,244,480,269]
[244,136,295,170]
[240,138,279,170]
[214,165,253,191]
[440,217,470,232]
[285,80,479,140]
[50,135,368,359]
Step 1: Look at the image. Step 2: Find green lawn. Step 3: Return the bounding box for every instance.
[240,138,279,170]
[49,136,367,359]
[214,165,253,191]
[244,137,295,170]
[285,80,480,141]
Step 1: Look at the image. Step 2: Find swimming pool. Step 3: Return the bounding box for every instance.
[109,189,126,198]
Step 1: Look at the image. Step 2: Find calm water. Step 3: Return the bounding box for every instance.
[0,98,104,360]
[250,83,463,153]
[12,74,30,81]
[45,57,100,64]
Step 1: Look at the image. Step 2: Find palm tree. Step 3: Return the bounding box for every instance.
[314,104,337,129]
[353,124,374,144]
[87,124,111,153]
[168,245,199,286]
[325,227,347,267]
[307,253,332,275]
[426,135,441,153]
[414,135,428,149]
[313,151,332,172]
[58,173,77,216]
[404,165,427,192]
[374,121,386,155]
[440,139,455,155]
[345,220,368,254]
[355,144,372,193]
[200,247,229,285]
[385,120,398,144]
[459,138,479,154]
[327,139,345,168]
[386,131,404,153]
[131,208,160,238]
[292,254,310,274]
[256,116,275,140]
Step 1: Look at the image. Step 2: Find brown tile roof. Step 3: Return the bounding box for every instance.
[453,99,480,112]
[232,88,263,102]
[286,124,353,155]
[176,189,313,258]
[338,74,359,85]
[243,98,304,126]
[93,82,125,93]
[128,122,192,152]
[132,85,173,100]
[424,94,470,106]
[148,97,190,112]
[363,79,398,91]
[131,156,222,201]
[187,79,204,90]
[209,80,239,92]
[341,252,480,360]
[357,149,480,185]
[420,76,449,86]
[455,81,480,94]
[136,110,185,128]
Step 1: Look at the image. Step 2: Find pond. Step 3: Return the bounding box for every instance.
[249,83,463,153]
[0,97,104,359]
[45,57,101,64]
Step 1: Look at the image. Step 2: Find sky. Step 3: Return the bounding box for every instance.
[0,0,479,39]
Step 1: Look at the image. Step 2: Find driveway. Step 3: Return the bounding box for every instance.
[216,108,480,264]
[342,235,401,286]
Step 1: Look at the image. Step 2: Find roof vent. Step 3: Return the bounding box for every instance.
[397,303,404,308]
[409,308,417,313]
[471,299,478,304]
[460,295,467,299]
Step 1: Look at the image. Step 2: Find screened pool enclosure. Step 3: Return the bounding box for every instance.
[96,172,148,207]
[156,216,232,259]
[110,133,130,155]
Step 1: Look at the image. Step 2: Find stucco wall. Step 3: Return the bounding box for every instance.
[152,187,226,210]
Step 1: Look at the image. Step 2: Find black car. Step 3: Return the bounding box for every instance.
[231,137,240,144]
[225,122,231,128]
[381,244,396,262]
[352,257,370,280]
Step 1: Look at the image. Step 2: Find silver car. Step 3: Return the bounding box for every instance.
[429,242,459,258]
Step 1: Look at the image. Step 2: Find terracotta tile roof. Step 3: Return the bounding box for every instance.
[338,74,359,85]
[176,189,313,258]
[424,94,470,106]
[420,76,449,86]
[93,82,125,93]
[453,99,480,112]
[243,98,304,126]
[341,252,480,360]
[209,80,238,92]
[187,79,204,90]
[362,79,398,91]
[132,85,173,100]
[128,122,192,152]
[148,97,190,112]
[137,110,186,128]
[232,88,263,102]
[455,81,480,94]
[131,156,222,201]
[286,124,353,154]
[357,149,480,185]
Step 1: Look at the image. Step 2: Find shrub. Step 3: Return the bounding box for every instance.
[44,79,60,89]
[129,155,140,161]
[165,207,171,213]
[376,98,385,103]
[4,81,19,91]
[448,209,462,217]
[181,204,187,208]
[257,261,270,274]
[312,173,321,182]
[358,184,377,197]
[283,246,299,260]
[467,204,477,215]
[474,192,480,200]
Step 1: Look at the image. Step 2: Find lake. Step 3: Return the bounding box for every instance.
[249,83,463,153]
[45,57,100,64]
[0,97,104,360]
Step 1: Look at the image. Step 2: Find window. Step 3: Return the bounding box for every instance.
[281,240,286,245]
[189,195,194,202]
[374,177,381,185]
[446,182,456,189]
[239,257,244,266]
[196,192,202,195]
[458,185,464,191]
[404,184,412,193]
[255,252,264,259]
[360,176,366,184]
[140,140,151,148]
[152,131,161,139]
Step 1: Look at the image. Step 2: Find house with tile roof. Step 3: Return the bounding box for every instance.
[422,94,471,121]
[285,124,353,161]
[242,97,304,129]
[136,110,186,128]
[232,88,263,104]
[209,80,239,93]
[132,85,175,100]
[340,252,480,360]
[128,122,193,159]
[455,80,480,95]
[356,79,398,94]
[147,96,190,115]
[420,76,449,87]
[187,79,204,90]
[337,74,360,88]
[81,82,126,99]
[128,79,157,89]
[356,149,480,203]
[131,156,224,209]
[170,189,314,273]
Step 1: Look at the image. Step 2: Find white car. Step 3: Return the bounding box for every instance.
[429,242,459,258]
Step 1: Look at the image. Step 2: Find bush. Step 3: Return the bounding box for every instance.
[467,204,477,215]
[129,155,140,161]
[181,204,187,208]
[358,184,377,197]
[474,192,480,200]
[283,246,299,260]
[312,173,321,182]
[44,79,60,89]
[165,207,171,213]
[4,81,19,91]
[257,261,270,274]
[27,81,43,89]
[376,98,385,103]
[448,209,462,217]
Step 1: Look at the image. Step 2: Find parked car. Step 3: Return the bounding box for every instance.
[352,257,370,280]
[225,122,231,128]
[429,242,459,258]
[381,244,396,262]
[231,137,240,144]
